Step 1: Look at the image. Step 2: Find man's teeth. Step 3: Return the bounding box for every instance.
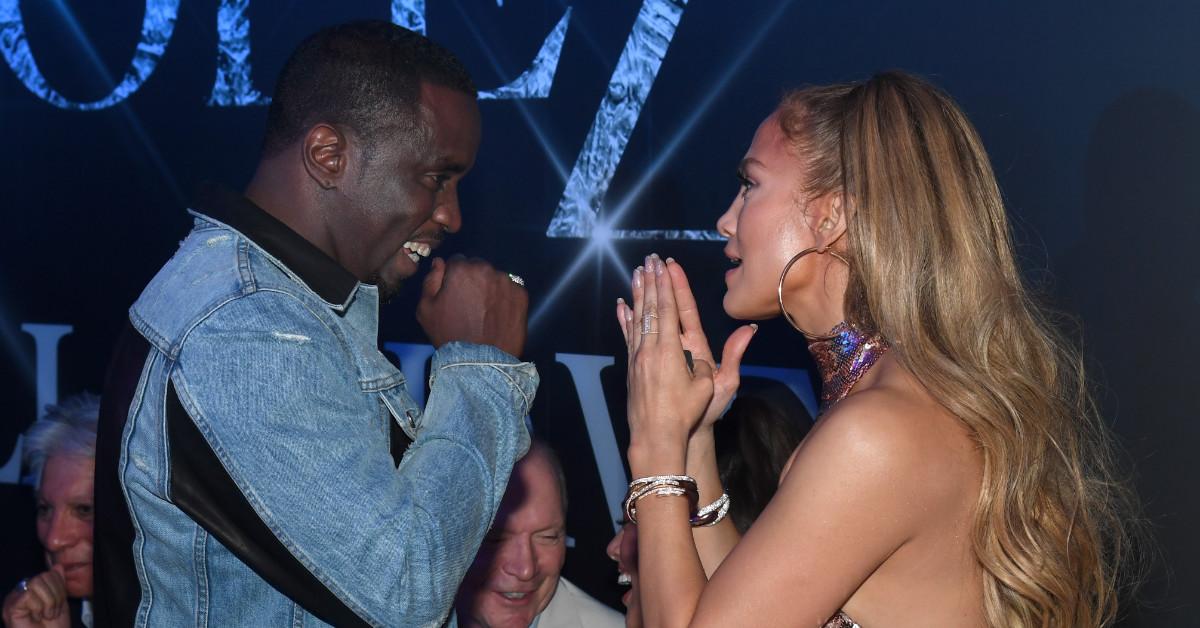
[403,241,432,262]
[617,573,632,586]
[501,592,528,600]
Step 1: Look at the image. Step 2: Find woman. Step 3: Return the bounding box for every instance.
[615,72,1137,627]
[3,393,100,628]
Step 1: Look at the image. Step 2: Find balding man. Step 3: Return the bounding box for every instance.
[456,441,623,628]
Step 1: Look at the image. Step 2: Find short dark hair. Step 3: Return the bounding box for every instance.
[262,20,476,156]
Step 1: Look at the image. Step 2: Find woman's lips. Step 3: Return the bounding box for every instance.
[62,562,90,576]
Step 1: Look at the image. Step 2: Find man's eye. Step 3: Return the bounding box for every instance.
[537,532,564,544]
[36,503,51,519]
[429,174,451,190]
[75,504,94,519]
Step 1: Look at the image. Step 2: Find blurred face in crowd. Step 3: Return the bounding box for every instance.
[36,455,95,598]
[606,522,641,628]
[456,448,567,627]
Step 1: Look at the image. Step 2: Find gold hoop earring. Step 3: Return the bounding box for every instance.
[776,244,849,341]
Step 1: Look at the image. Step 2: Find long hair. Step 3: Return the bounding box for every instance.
[776,71,1141,627]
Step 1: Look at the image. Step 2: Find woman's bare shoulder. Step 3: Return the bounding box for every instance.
[786,371,980,510]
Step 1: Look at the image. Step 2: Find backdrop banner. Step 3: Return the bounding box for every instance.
[2,2,1196,623]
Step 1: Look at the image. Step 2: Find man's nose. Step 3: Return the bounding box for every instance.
[435,191,463,234]
[499,537,537,580]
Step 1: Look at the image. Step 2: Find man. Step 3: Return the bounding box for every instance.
[3,394,100,628]
[456,441,623,628]
[94,22,537,627]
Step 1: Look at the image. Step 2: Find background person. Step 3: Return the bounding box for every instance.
[3,393,100,628]
[457,440,623,628]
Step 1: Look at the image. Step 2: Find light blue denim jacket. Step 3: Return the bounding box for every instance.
[118,206,537,627]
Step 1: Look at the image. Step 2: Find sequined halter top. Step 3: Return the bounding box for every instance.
[807,322,890,414]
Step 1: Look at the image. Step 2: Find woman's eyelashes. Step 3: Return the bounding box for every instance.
[736,170,755,198]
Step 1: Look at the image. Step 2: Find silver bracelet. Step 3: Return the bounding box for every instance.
[691,492,730,527]
[623,475,699,525]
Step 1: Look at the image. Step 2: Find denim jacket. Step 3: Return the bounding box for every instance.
[111,188,537,627]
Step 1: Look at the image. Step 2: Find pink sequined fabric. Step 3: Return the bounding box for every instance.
[824,611,862,628]
[807,322,890,413]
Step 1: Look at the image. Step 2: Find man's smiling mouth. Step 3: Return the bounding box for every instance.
[402,240,432,263]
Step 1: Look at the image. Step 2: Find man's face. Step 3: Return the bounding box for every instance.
[456,450,567,627]
[36,455,94,598]
[341,82,481,301]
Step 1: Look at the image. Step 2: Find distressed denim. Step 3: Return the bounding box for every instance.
[119,212,537,627]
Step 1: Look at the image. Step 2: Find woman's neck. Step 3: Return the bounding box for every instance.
[806,322,890,413]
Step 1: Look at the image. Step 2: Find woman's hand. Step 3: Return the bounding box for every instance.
[616,254,716,470]
[1,567,70,628]
[659,259,757,434]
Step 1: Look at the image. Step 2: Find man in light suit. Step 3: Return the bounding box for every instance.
[456,440,623,628]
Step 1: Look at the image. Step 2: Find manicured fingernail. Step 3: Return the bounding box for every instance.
[665,257,675,264]
[617,297,626,304]
[633,267,643,287]
[625,308,633,322]
[750,323,759,333]
[655,258,665,275]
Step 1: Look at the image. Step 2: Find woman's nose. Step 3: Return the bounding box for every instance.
[606,529,623,562]
[44,511,79,552]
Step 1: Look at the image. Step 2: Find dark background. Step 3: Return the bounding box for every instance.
[1,1,1196,624]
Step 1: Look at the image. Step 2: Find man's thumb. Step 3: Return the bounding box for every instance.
[421,257,447,299]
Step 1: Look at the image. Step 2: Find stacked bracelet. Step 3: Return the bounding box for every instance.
[691,492,730,527]
[623,475,699,525]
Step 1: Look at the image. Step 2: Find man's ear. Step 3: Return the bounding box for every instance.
[301,124,347,190]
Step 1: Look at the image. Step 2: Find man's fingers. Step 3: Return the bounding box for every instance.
[421,257,447,299]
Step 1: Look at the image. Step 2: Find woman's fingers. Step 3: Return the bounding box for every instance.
[716,324,758,384]
[665,258,714,362]
[631,264,646,353]
[640,255,660,345]
[616,298,633,348]
[652,255,682,349]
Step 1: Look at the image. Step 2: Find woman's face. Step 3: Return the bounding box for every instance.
[606,522,641,628]
[716,111,845,330]
[36,455,95,598]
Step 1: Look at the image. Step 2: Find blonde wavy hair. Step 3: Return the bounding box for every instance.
[777,72,1141,627]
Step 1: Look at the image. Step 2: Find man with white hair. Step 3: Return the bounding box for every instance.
[2,393,100,628]
[456,440,623,628]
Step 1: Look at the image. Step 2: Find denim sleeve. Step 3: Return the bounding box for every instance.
[172,291,537,627]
